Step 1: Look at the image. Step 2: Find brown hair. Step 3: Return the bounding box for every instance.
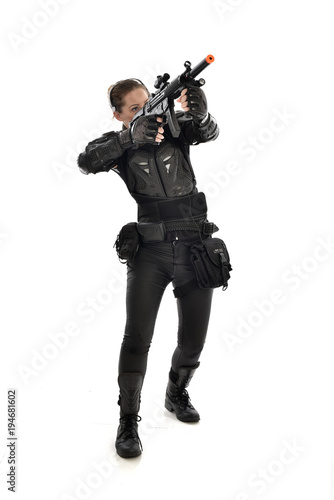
[108,79,150,113]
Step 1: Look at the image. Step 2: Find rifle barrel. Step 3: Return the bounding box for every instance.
[190,55,215,79]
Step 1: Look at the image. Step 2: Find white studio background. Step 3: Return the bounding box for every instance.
[1,0,334,499]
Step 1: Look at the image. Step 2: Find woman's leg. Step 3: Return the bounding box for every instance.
[164,239,214,422]
[116,242,173,457]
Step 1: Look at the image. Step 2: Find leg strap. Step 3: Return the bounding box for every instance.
[173,279,198,298]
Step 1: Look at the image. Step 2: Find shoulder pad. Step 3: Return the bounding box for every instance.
[87,130,120,147]
[102,130,119,138]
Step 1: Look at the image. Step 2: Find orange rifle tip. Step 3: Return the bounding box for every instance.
[206,54,215,63]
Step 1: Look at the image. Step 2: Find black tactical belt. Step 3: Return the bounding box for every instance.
[132,191,208,222]
[164,220,219,235]
[137,219,219,242]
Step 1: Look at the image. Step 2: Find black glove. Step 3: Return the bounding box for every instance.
[185,85,208,124]
[130,115,163,145]
[118,115,165,149]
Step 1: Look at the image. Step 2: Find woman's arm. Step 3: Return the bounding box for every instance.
[77,115,165,174]
[77,129,133,175]
[176,86,219,145]
[177,111,219,145]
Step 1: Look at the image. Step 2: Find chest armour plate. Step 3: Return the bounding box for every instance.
[126,141,194,197]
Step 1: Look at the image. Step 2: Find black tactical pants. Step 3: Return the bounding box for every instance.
[118,234,214,378]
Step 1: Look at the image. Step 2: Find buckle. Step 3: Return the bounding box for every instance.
[202,221,219,235]
[137,222,166,242]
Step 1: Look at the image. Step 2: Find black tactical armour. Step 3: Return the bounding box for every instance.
[77,111,219,199]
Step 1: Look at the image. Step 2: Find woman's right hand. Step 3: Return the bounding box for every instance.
[130,115,165,145]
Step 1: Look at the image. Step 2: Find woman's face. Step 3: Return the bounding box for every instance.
[114,88,149,128]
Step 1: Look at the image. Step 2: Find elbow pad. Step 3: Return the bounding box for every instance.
[195,113,219,142]
[77,152,91,174]
[77,130,133,174]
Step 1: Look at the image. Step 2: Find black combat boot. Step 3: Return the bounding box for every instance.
[115,372,143,458]
[164,362,200,422]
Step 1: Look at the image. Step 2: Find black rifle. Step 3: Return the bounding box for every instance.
[130,55,215,138]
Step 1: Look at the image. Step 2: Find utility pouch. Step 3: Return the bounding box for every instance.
[190,237,232,290]
[137,222,166,242]
[114,222,140,262]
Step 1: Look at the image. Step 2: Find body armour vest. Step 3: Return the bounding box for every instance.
[125,139,195,198]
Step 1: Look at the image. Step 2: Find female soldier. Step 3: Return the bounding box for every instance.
[78,77,219,458]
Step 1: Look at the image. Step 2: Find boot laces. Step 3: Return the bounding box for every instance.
[118,414,143,450]
[178,388,193,410]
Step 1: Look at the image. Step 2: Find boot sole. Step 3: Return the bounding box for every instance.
[116,447,142,459]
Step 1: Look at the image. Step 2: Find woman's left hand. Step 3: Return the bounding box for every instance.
[177,88,190,112]
[177,86,208,123]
